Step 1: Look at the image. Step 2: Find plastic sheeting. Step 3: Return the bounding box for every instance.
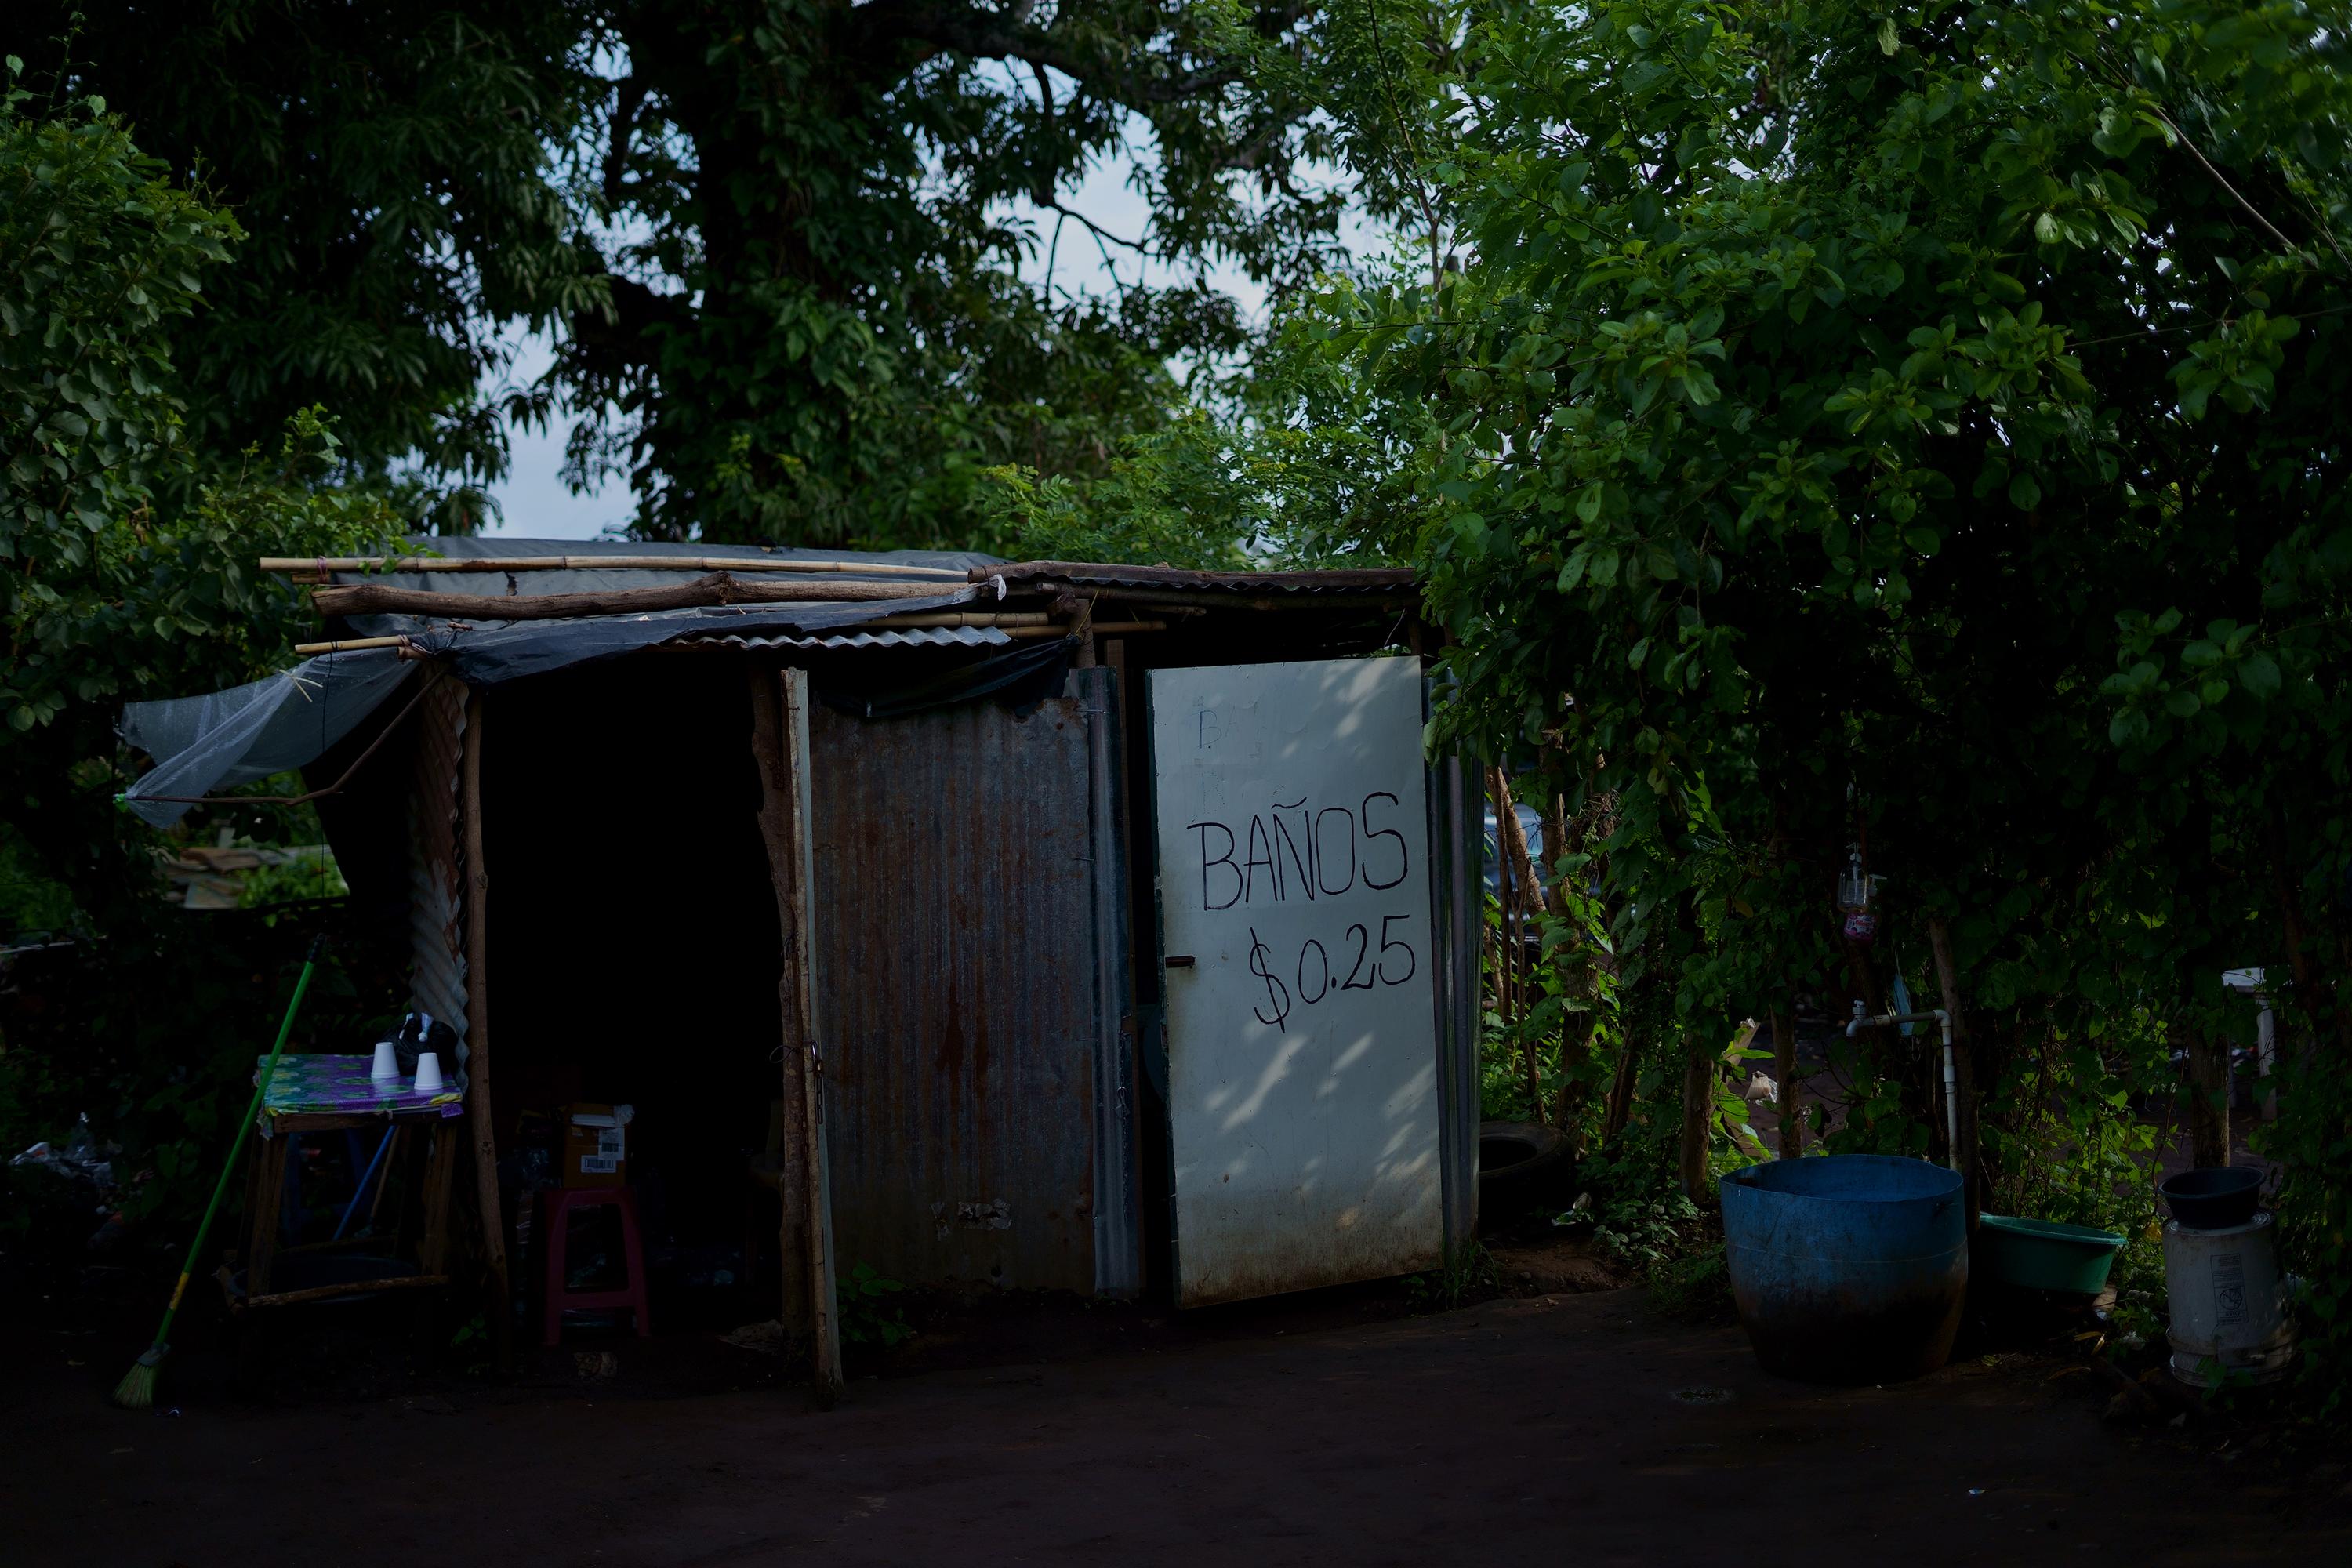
[118,650,414,828]
[117,538,1019,826]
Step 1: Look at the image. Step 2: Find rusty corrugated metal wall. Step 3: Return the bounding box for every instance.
[808,668,1135,1294]
[406,675,470,1074]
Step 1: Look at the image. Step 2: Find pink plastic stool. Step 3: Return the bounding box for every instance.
[539,1186,652,1345]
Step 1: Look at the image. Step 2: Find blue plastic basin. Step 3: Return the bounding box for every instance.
[1720,1155,1968,1384]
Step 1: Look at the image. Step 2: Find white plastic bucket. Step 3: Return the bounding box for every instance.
[2163,1210,2296,1387]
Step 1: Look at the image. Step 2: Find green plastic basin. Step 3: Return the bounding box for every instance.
[1975,1214,2126,1294]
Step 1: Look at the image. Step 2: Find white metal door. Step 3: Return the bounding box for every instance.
[1149,656,1443,1306]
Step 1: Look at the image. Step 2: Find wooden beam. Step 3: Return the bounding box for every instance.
[312,572,949,622]
[459,688,514,1371]
[239,1275,452,1312]
[750,666,845,1406]
[263,554,968,579]
[780,668,845,1406]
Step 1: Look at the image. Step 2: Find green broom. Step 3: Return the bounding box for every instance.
[114,935,324,1410]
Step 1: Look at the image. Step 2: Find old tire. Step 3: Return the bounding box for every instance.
[1479,1120,1570,1221]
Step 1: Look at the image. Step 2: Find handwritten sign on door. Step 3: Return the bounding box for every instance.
[1149,655,1442,1305]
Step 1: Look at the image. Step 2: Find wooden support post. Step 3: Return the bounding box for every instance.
[1771,1007,1801,1161]
[460,689,514,1370]
[751,666,844,1406]
[246,1134,291,1296]
[416,1123,461,1276]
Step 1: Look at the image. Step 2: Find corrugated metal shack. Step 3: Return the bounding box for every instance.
[120,537,1482,1384]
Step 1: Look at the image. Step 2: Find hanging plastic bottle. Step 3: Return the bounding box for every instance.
[1838,843,1876,944]
[1836,845,1870,913]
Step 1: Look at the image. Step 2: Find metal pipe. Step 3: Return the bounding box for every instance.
[1847,1003,1959,1171]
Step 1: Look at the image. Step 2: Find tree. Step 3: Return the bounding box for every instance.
[561,1,1369,546]
[1,60,389,921]
[14,3,604,528]
[1306,0,2352,1403]
[26,3,1385,546]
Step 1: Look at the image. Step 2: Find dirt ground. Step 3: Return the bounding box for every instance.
[8,1276,2348,1568]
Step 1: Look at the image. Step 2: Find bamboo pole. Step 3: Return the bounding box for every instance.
[262,554,969,579]
[1063,587,1413,614]
[862,611,1048,627]
[459,688,513,1372]
[292,635,412,655]
[1005,620,1167,638]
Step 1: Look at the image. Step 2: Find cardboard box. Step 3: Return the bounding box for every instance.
[561,1104,630,1188]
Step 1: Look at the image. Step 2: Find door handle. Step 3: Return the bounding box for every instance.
[1164,954,1196,968]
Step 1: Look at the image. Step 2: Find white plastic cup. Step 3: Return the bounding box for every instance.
[370,1039,401,1082]
[413,1051,445,1096]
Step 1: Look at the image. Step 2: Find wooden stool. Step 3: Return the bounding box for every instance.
[539,1186,652,1345]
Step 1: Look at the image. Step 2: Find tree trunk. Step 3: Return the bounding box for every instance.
[1679,1036,1712,1203]
[1770,1006,1801,1161]
[2185,1025,2232,1171]
[1541,788,1568,917]
[1490,767,1544,934]
[1602,1036,1639,1145]
[1490,767,1546,1123]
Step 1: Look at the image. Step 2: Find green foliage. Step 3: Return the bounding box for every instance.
[16,2,603,517]
[2,71,394,914]
[0,72,399,1269]
[975,265,1453,566]
[975,413,1254,569]
[1406,1239,1497,1312]
[836,1261,913,1348]
[0,913,403,1241]
[1298,0,2352,1415]
[1563,1138,1707,1268]
[1479,862,1627,1127]
[22,4,1399,546]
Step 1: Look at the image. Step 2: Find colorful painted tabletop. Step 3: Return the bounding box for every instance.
[254,1053,464,1127]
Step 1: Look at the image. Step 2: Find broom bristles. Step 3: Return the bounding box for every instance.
[111,1345,165,1410]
